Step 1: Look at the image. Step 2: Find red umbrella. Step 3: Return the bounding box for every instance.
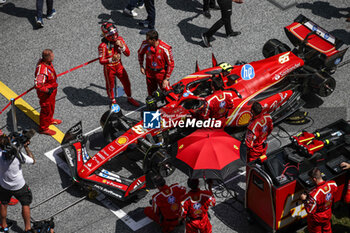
[173,129,244,180]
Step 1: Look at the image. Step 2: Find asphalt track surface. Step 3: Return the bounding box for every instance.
[1,0,350,232]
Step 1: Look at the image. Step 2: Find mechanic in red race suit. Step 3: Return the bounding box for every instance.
[245,102,273,162]
[181,178,216,233]
[340,162,350,203]
[35,49,61,136]
[300,167,338,233]
[98,22,139,106]
[144,175,186,233]
[200,76,234,125]
[138,30,174,96]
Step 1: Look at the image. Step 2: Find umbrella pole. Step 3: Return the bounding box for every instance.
[216,179,244,212]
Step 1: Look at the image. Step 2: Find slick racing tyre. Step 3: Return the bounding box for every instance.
[263,39,291,58]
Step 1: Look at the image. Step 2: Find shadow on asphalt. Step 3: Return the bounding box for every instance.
[4,104,39,133]
[296,1,350,20]
[101,0,129,11]
[166,0,203,13]
[330,29,350,46]
[0,3,43,30]
[62,85,109,107]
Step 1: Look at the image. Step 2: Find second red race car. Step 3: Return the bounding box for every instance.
[61,15,347,201]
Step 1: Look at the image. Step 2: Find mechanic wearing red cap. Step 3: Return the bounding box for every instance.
[245,102,273,162]
[98,22,139,107]
[35,49,61,136]
[300,167,338,233]
[181,179,216,233]
[138,30,174,96]
[144,175,186,233]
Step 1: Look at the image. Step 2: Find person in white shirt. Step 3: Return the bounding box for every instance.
[0,135,35,233]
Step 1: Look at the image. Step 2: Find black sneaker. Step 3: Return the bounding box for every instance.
[138,20,149,28]
[226,31,241,38]
[201,33,211,47]
[203,10,211,19]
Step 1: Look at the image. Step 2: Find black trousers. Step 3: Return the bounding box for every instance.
[204,0,233,37]
[36,0,53,18]
[145,0,155,29]
[203,0,216,12]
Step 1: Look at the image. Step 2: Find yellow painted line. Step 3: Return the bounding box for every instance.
[0,81,64,143]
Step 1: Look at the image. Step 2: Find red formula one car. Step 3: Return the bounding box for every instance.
[61,15,347,201]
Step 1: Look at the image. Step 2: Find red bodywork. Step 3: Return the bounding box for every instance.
[62,15,347,201]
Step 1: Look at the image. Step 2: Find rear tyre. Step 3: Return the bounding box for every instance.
[263,39,291,58]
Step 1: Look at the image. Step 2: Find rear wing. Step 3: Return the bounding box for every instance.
[284,14,347,69]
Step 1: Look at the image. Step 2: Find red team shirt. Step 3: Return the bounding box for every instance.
[181,189,216,233]
[98,37,130,65]
[202,90,234,120]
[137,40,174,79]
[303,180,338,233]
[151,183,186,219]
[34,59,58,94]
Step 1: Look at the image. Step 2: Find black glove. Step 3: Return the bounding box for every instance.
[47,87,55,95]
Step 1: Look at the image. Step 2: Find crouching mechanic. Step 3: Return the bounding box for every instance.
[181,179,216,233]
[98,22,139,106]
[199,76,234,126]
[144,176,186,232]
[0,135,35,233]
[35,49,61,136]
[138,30,174,96]
[245,102,273,162]
[300,167,338,233]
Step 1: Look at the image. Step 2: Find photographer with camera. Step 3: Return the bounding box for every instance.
[0,133,36,233]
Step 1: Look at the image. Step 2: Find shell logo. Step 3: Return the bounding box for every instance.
[238,112,252,126]
[234,145,239,150]
[179,144,184,150]
[117,136,128,145]
[102,179,107,183]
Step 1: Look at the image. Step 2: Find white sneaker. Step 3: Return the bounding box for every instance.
[123,8,137,17]
[0,0,7,4]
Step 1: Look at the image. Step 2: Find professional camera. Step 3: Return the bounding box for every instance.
[9,129,35,148]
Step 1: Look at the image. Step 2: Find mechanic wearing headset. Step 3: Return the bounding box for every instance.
[144,175,186,233]
[138,30,174,96]
[98,22,140,107]
[0,135,35,233]
[181,178,216,233]
[300,167,338,233]
[245,101,273,162]
[35,49,61,136]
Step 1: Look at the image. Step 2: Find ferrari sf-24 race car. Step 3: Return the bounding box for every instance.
[61,15,347,201]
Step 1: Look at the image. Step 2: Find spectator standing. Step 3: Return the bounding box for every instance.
[98,22,140,107]
[144,176,186,232]
[300,168,338,233]
[36,0,56,27]
[0,135,35,233]
[138,30,174,96]
[245,102,273,162]
[35,49,61,136]
[203,0,219,19]
[181,179,216,233]
[201,0,243,47]
[139,0,155,34]
[123,0,144,17]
